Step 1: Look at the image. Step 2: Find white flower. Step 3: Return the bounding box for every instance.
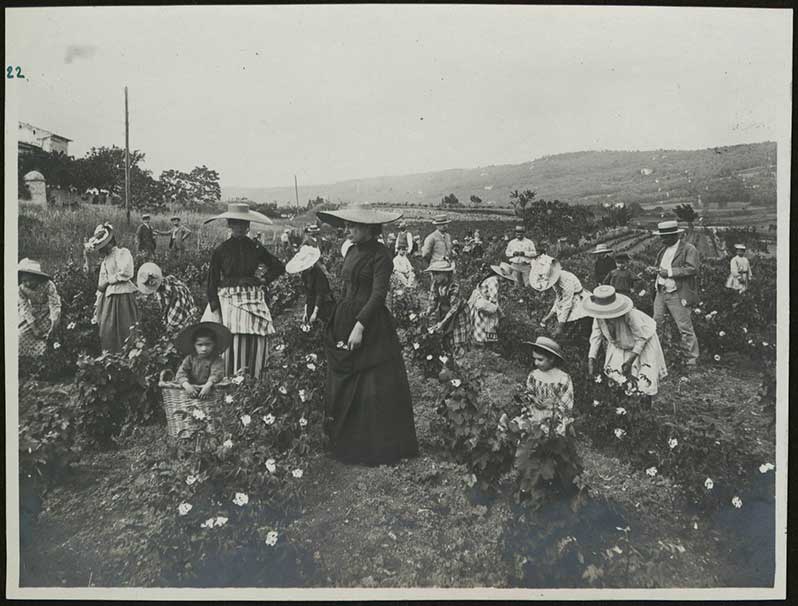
[694,308,701,314]
[336,340,347,349]
[91,317,98,325]
[192,408,207,420]
[186,475,197,486]
[241,414,251,427]
[614,428,626,439]
[263,414,275,425]
[178,502,192,516]
[718,331,726,337]
[638,289,646,297]
[265,530,279,546]
[439,355,449,364]
[274,343,285,352]
[615,407,627,416]
[224,395,234,404]
[300,324,311,333]
[594,375,603,383]
[413,343,420,350]
[292,469,304,479]
[451,379,462,388]
[395,290,404,296]
[298,389,308,402]
[306,353,318,363]
[762,341,769,347]
[200,517,215,529]
[592,399,600,408]
[223,439,233,449]
[731,496,743,509]
[232,375,244,385]
[742,327,748,334]
[759,462,775,473]
[215,516,228,527]
[426,355,433,360]
[705,314,712,321]
[307,363,317,371]
[747,339,754,345]
[704,478,714,490]
[265,458,276,473]
[53,342,61,350]
[299,417,308,427]
[409,313,417,321]
[668,438,678,449]
[645,466,657,477]
[67,321,76,330]
[278,386,288,395]
[232,492,249,506]
[714,354,721,361]
[427,327,435,334]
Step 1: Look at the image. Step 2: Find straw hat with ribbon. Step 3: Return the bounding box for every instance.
[490,262,516,282]
[424,259,456,273]
[581,285,633,320]
[527,254,561,292]
[522,336,565,363]
[431,214,451,226]
[203,202,273,225]
[589,243,614,255]
[87,223,114,250]
[136,262,164,294]
[652,220,684,236]
[285,245,321,274]
[18,258,50,281]
[175,322,233,357]
[316,207,403,228]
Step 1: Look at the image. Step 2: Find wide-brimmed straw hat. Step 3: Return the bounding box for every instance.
[18,258,50,281]
[589,243,614,255]
[203,202,273,225]
[522,336,565,363]
[490,262,516,282]
[87,223,114,250]
[175,322,233,356]
[581,285,633,319]
[317,207,402,228]
[652,220,684,236]
[431,214,451,226]
[424,259,456,273]
[527,254,561,291]
[285,245,321,274]
[734,243,747,251]
[136,262,164,294]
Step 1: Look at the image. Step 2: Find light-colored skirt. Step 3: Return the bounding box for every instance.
[98,292,139,354]
[601,335,667,396]
[725,274,749,293]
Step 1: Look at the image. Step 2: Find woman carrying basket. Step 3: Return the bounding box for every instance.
[203,203,285,378]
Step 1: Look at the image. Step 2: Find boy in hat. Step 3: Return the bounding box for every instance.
[725,244,752,293]
[166,216,192,253]
[504,225,537,287]
[135,214,162,260]
[137,262,199,335]
[589,243,616,285]
[604,252,636,297]
[646,220,700,366]
[174,322,232,399]
[395,221,414,255]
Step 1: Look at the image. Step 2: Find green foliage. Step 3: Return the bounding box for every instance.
[673,203,699,224]
[441,193,461,207]
[160,165,222,211]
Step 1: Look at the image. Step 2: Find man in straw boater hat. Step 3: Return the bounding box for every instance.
[315,206,419,466]
[203,202,285,378]
[135,213,164,260]
[421,214,453,265]
[646,219,700,367]
[167,215,192,254]
[18,258,62,358]
[136,262,198,335]
[589,242,616,285]
[725,243,752,294]
[505,224,538,288]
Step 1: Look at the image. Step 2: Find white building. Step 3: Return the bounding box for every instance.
[18,122,72,155]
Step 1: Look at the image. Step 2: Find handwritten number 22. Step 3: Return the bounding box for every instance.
[7,66,25,79]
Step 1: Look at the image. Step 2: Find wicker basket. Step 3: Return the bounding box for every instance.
[159,369,232,439]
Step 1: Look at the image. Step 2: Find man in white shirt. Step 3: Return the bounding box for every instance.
[421,215,453,263]
[504,225,537,287]
[647,220,700,366]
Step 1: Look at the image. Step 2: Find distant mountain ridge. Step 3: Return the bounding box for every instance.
[223,142,776,210]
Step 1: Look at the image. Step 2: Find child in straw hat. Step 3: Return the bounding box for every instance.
[425,259,470,355]
[285,245,335,325]
[725,244,752,294]
[18,259,62,358]
[467,262,515,346]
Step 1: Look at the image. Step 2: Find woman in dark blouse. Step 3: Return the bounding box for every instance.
[203,203,285,378]
[317,208,419,466]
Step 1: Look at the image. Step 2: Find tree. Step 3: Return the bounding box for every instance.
[673,203,699,227]
[441,193,460,207]
[509,189,537,214]
[306,196,325,210]
[469,195,483,205]
[160,165,221,211]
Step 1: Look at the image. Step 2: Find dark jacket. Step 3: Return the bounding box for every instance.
[654,240,700,306]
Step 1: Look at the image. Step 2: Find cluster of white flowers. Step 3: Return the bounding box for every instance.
[592,399,600,408]
[278,386,288,395]
[300,324,311,333]
[759,462,775,473]
[201,516,228,529]
[265,530,279,546]
[241,414,251,427]
[265,458,277,473]
[223,439,233,449]
[336,341,347,350]
[731,496,743,509]
[450,379,462,388]
[67,321,76,330]
[427,327,435,335]
[615,407,627,416]
[409,313,417,321]
[439,355,449,365]
[292,469,304,479]
[413,343,420,350]
[704,478,714,490]
[306,353,318,363]
[263,414,276,425]
[307,363,317,371]
[192,409,207,420]
[53,342,61,350]
[614,428,626,439]
[232,492,249,507]
[178,502,192,516]
[668,438,678,449]
[186,475,198,486]
[298,389,308,402]
[225,395,235,404]
[645,466,657,477]
[594,375,603,384]
[299,417,308,427]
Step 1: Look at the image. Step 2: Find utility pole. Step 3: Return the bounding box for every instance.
[124,86,131,225]
[294,175,300,213]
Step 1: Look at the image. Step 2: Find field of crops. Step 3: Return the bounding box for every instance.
[16,204,777,589]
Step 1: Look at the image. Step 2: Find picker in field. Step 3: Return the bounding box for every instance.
[391,239,417,289]
[87,223,140,353]
[174,322,232,400]
[421,214,453,264]
[136,262,199,335]
[505,225,538,287]
[589,243,616,285]
[520,337,574,433]
[646,220,700,367]
[17,258,61,357]
[317,208,418,466]
[531,255,592,343]
[583,285,667,398]
[134,214,166,260]
[725,244,752,294]
[394,221,414,255]
[166,216,192,254]
[603,253,637,297]
[467,262,515,346]
[204,203,285,378]
[424,259,471,356]
[285,245,335,326]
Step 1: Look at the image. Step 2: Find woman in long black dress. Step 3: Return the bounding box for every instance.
[317,208,419,465]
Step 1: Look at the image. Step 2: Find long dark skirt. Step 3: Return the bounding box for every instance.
[98,292,139,353]
[325,353,419,466]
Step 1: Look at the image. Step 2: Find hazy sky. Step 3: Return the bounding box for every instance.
[6,5,792,189]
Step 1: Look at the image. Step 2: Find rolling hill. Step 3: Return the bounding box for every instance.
[223,142,776,210]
